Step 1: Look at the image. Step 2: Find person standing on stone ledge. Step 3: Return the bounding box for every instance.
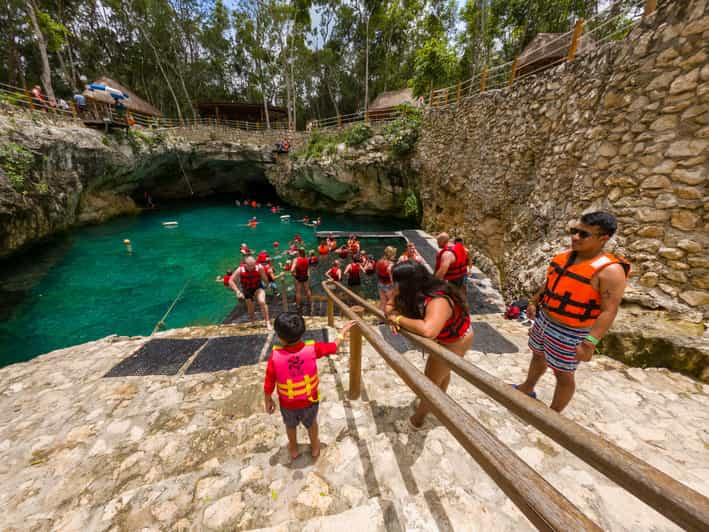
[514,211,630,413]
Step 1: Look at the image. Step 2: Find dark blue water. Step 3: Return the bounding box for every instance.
[0,200,409,367]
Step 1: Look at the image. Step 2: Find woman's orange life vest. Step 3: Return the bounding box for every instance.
[272,340,320,405]
[376,259,392,284]
[541,250,630,328]
[435,245,466,281]
[238,265,262,290]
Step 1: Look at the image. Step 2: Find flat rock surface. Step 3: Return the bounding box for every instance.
[0,316,707,531]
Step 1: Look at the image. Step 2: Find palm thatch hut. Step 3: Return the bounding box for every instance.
[516,32,596,78]
[82,77,162,117]
[367,88,415,120]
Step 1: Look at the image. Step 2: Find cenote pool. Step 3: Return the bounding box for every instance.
[0,200,410,367]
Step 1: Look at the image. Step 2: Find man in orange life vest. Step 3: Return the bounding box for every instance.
[229,256,272,330]
[515,212,630,412]
[434,233,468,290]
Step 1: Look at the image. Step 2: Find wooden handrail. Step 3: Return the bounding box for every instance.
[326,280,709,532]
[322,282,601,531]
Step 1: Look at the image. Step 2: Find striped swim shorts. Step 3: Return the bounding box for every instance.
[528,309,589,373]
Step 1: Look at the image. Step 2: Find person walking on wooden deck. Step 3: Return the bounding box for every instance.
[515,212,629,412]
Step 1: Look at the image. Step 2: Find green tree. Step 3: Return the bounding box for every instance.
[410,36,457,97]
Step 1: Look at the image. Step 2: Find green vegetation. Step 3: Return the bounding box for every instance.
[1,1,633,125]
[294,123,373,160]
[383,105,422,155]
[342,123,373,146]
[402,189,420,221]
[0,143,34,191]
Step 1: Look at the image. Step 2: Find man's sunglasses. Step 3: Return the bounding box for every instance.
[570,228,601,239]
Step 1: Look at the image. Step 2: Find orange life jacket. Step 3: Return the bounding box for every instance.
[541,250,630,328]
[318,244,329,255]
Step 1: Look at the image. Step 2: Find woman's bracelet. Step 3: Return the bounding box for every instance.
[336,333,345,342]
[393,315,403,326]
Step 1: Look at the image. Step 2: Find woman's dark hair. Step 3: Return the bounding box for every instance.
[580,211,617,237]
[391,262,468,319]
[274,312,306,344]
[298,247,306,257]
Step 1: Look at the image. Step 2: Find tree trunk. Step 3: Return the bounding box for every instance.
[138,27,183,122]
[364,14,369,113]
[26,0,56,102]
[56,49,78,93]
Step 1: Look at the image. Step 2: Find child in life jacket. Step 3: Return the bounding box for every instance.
[264,312,354,460]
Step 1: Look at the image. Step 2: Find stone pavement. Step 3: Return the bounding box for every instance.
[0,317,707,531]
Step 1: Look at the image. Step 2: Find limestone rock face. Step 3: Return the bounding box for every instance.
[413,0,709,322]
[0,116,299,258]
[265,136,416,219]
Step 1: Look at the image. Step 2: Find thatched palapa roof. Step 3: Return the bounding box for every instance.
[369,88,414,110]
[517,32,595,78]
[83,77,163,117]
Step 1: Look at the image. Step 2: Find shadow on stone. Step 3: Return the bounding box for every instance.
[471,322,519,354]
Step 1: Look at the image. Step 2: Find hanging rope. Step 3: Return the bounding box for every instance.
[174,149,194,195]
[152,277,191,335]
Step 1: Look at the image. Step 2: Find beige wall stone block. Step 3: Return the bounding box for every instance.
[637,226,665,238]
[674,185,703,199]
[663,269,688,283]
[671,210,700,230]
[677,239,703,252]
[693,273,709,289]
[680,16,709,36]
[679,290,709,306]
[655,193,678,208]
[659,247,685,259]
[638,208,671,222]
[641,175,673,189]
[639,271,659,287]
[667,139,708,157]
[688,257,709,268]
[650,115,679,130]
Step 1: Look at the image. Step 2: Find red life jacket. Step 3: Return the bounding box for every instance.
[453,243,469,267]
[263,264,275,282]
[328,267,341,281]
[309,256,318,265]
[338,248,349,258]
[318,244,329,255]
[294,257,310,277]
[376,259,392,284]
[223,274,231,286]
[435,245,466,281]
[283,262,292,271]
[348,263,361,281]
[424,291,471,344]
[257,252,269,264]
[239,265,262,290]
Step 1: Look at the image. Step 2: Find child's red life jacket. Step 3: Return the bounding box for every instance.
[272,340,320,406]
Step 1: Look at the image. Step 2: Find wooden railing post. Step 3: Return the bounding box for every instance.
[429,83,434,106]
[456,80,462,103]
[280,279,288,310]
[24,89,35,111]
[480,66,488,92]
[567,19,585,61]
[326,282,335,326]
[70,100,77,119]
[509,57,519,86]
[444,88,449,106]
[349,305,364,400]
[337,114,342,128]
[644,0,656,18]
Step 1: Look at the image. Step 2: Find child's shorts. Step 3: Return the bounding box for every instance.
[280,402,319,428]
[528,310,588,373]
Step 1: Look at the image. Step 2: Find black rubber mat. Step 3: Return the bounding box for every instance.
[185,334,268,374]
[471,322,518,354]
[378,324,419,354]
[378,322,517,354]
[268,328,329,352]
[105,338,207,377]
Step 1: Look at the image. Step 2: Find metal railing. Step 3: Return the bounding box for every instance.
[323,279,709,531]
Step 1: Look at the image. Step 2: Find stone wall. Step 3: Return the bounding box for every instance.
[415,0,708,323]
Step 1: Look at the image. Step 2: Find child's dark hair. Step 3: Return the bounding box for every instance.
[274,312,306,344]
[580,211,617,236]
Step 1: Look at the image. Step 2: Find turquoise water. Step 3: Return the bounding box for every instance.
[0,201,409,367]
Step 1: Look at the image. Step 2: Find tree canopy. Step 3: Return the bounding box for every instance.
[1,0,634,127]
